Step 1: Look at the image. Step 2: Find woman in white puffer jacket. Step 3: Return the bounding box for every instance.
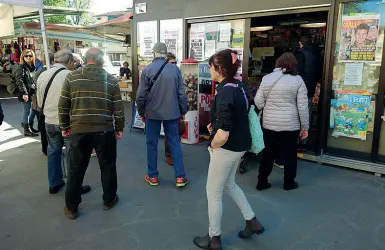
[254,52,309,191]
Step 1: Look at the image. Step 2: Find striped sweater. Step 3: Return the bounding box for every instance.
[58,65,125,133]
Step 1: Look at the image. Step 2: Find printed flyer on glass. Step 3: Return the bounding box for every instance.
[339,14,380,61]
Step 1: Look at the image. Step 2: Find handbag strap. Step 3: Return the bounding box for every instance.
[224,83,249,109]
[41,68,66,113]
[264,73,285,107]
[148,60,168,92]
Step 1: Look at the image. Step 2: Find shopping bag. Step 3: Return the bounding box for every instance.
[248,105,265,154]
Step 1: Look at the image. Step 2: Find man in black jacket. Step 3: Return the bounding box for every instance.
[296,36,321,150]
[297,36,321,99]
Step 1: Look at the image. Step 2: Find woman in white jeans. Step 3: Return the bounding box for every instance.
[193,49,264,250]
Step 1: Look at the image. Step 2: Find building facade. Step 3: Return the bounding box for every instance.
[132,0,385,175]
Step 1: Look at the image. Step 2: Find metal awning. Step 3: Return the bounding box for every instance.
[14,6,87,21]
[85,12,132,38]
[10,22,122,44]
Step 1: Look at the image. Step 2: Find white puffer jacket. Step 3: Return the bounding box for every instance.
[255,69,309,132]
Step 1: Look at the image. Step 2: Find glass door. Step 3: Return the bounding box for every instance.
[325,0,385,162]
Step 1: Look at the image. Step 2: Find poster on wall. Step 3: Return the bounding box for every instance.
[232,33,244,48]
[140,28,156,58]
[219,23,232,42]
[164,29,178,56]
[190,24,205,61]
[233,48,244,75]
[205,40,216,58]
[205,23,219,41]
[344,63,364,86]
[332,90,372,140]
[338,15,380,61]
[190,39,204,61]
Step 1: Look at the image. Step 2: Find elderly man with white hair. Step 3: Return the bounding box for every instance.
[37,49,91,196]
[59,48,125,219]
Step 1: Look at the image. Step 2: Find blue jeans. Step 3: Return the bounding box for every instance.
[46,123,65,187]
[20,101,32,125]
[146,118,185,178]
[29,109,38,124]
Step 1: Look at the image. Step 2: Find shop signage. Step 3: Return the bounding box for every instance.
[135,3,147,14]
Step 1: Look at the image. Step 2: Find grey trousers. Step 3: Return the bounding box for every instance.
[207,147,255,237]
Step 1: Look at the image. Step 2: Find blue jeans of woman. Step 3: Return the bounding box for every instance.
[20,101,32,125]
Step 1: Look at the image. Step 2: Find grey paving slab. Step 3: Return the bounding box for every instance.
[1,95,385,250]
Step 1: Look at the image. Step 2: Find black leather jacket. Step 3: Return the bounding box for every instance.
[297,45,321,97]
[11,63,36,102]
[0,101,3,126]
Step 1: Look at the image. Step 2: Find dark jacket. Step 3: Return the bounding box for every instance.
[136,58,187,120]
[296,45,321,98]
[58,65,125,134]
[10,63,36,102]
[0,101,3,126]
[210,78,252,152]
[120,67,131,78]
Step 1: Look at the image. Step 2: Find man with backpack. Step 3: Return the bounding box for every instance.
[136,42,188,188]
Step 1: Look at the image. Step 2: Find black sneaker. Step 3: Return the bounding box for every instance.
[104,195,119,210]
[283,182,299,191]
[256,182,272,191]
[49,181,65,194]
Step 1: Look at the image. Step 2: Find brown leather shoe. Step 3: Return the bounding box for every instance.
[104,195,119,210]
[238,217,265,239]
[64,207,78,220]
[193,234,222,250]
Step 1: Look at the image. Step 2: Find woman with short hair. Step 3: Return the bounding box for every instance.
[255,52,309,191]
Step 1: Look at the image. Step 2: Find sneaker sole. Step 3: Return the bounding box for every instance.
[145,177,159,186]
[176,181,188,188]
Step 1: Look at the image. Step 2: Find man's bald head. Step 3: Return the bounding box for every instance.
[85,48,104,66]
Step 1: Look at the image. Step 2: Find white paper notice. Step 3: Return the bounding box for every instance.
[205,40,216,58]
[190,24,205,60]
[216,42,229,52]
[344,63,364,86]
[219,23,231,42]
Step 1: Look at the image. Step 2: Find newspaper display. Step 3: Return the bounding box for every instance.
[339,15,380,61]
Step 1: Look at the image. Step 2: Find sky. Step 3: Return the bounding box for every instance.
[91,0,133,14]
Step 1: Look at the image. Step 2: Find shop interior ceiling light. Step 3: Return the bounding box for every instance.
[250,26,273,32]
[300,23,327,28]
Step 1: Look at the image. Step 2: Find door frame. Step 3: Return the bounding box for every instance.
[322,0,385,162]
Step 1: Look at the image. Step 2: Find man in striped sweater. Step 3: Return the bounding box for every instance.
[59,48,125,219]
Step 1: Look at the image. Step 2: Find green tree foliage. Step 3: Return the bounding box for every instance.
[67,0,93,26]
[43,0,68,23]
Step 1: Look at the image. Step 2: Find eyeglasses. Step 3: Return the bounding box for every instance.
[24,55,33,58]
[170,62,177,65]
